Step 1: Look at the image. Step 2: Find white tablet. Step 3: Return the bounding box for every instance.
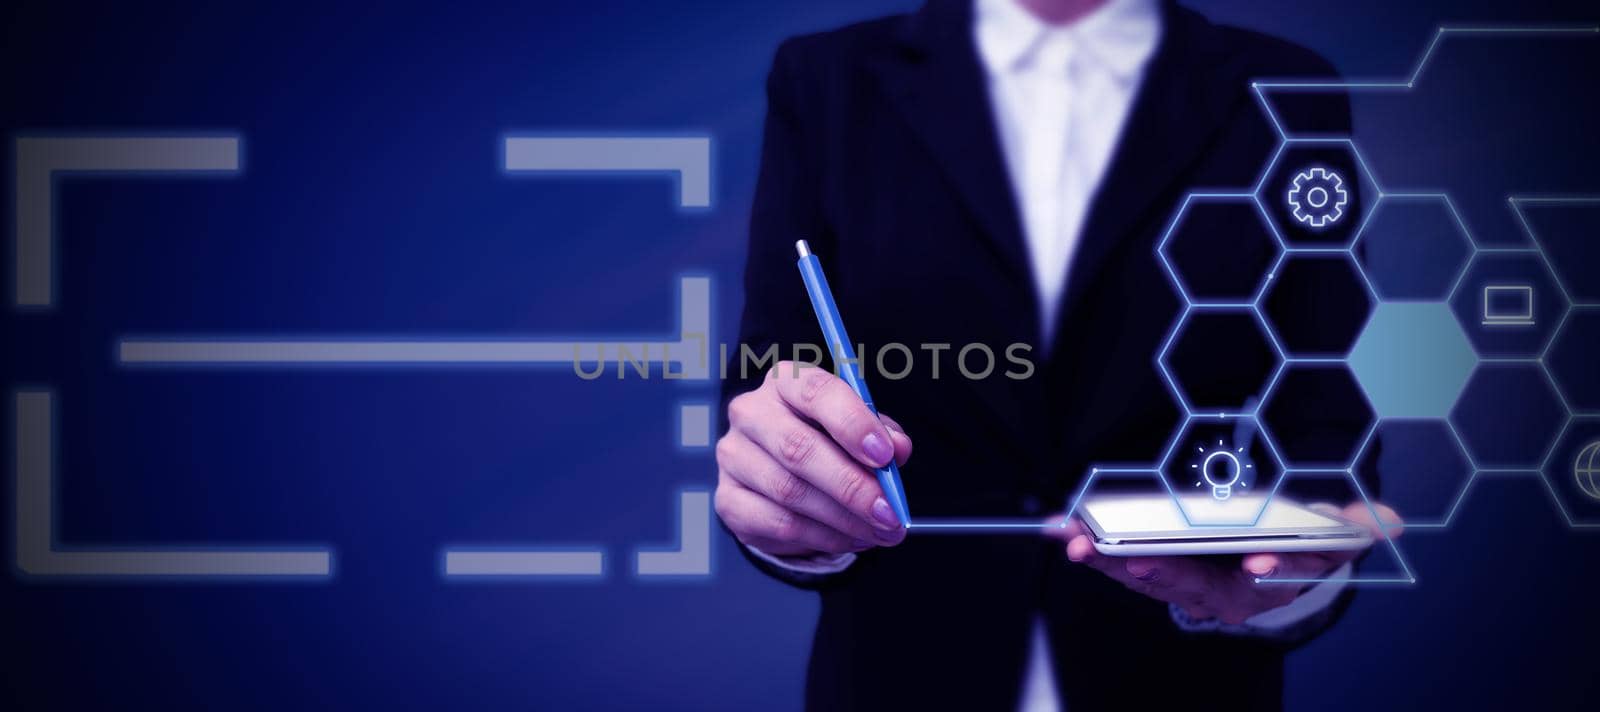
[1078,494,1373,557]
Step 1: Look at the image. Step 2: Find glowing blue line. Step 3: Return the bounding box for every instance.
[1509,195,1600,203]
[1259,578,1416,585]
[1439,193,1480,252]
[1542,354,1575,414]
[907,522,1055,532]
[1349,479,1418,584]
[1282,246,1352,255]
[1507,197,1582,307]
[1407,28,1449,86]
[1250,84,1286,140]
[1155,327,1189,416]
[1438,25,1599,33]
[1255,25,1598,90]
[1253,25,1599,135]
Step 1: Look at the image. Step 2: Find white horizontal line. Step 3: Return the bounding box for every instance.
[444,551,603,576]
[119,340,678,364]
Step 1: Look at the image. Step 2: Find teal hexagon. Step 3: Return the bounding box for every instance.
[1348,302,1479,419]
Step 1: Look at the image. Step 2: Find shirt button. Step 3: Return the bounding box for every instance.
[1021,496,1042,515]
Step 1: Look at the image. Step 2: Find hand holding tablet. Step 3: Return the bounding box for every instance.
[1049,496,1403,626]
[1077,494,1374,557]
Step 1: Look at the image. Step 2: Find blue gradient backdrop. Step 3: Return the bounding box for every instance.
[3,1,1598,709]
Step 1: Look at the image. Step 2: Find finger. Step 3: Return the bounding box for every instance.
[718,431,900,545]
[1309,502,1343,517]
[1092,555,1212,606]
[769,362,897,468]
[1377,503,1404,532]
[1042,516,1087,543]
[1346,502,1404,538]
[1323,501,1400,538]
[1265,551,1348,581]
[1241,551,1340,584]
[1066,534,1098,562]
[1123,556,1224,598]
[878,412,914,466]
[1066,545,1239,613]
[1222,559,1306,620]
[1068,538,1150,587]
[732,393,902,536]
[714,482,868,556]
[1241,553,1282,580]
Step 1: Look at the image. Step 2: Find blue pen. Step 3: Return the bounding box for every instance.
[794,239,912,527]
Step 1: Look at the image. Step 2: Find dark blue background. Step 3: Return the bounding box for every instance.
[3,1,1598,709]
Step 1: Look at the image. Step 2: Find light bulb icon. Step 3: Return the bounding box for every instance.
[1193,440,1253,501]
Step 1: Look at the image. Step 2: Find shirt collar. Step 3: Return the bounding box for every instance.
[974,0,1162,81]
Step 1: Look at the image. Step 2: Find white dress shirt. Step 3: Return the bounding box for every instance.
[979,0,1157,342]
[752,1,1351,709]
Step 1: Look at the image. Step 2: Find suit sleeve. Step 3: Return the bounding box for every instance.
[719,38,862,591]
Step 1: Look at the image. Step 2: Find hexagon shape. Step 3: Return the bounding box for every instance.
[1450,363,1566,468]
[1448,252,1570,359]
[1160,309,1278,415]
[1544,416,1600,526]
[1262,254,1373,358]
[1261,364,1375,467]
[1355,420,1473,526]
[1547,307,1600,412]
[1255,139,1378,248]
[1354,196,1473,300]
[1348,302,1478,419]
[1159,414,1284,525]
[1157,196,1281,303]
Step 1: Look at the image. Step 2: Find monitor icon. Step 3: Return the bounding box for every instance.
[1482,284,1535,327]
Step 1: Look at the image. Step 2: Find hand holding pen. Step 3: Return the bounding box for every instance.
[713,241,913,558]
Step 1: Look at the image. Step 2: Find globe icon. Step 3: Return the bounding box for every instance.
[1577,440,1600,501]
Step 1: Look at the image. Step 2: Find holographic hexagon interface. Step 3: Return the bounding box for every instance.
[1075,24,1600,587]
[1354,197,1475,301]
[1157,195,1281,304]
[1355,420,1474,527]
[1262,254,1374,359]
[1254,140,1378,249]
[1348,302,1478,420]
[1159,309,1279,415]
[1448,251,1571,359]
[1158,414,1285,526]
[1545,417,1600,526]
[1261,364,1375,468]
[1450,364,1566,470]
[1546,307,1600,413]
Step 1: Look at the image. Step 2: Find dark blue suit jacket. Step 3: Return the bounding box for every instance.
[723,1,1375,709]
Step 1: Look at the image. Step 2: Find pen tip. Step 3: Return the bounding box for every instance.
[795,240,811,258]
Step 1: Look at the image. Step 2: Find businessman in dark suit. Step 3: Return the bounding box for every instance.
[715,0,1400,709]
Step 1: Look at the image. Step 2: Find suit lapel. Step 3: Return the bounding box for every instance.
[1051,3,1236,346]
[870,0,1036,310]
[869,0,1238,353]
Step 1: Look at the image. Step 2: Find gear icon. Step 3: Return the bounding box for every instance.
[1287,166,1349,229]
